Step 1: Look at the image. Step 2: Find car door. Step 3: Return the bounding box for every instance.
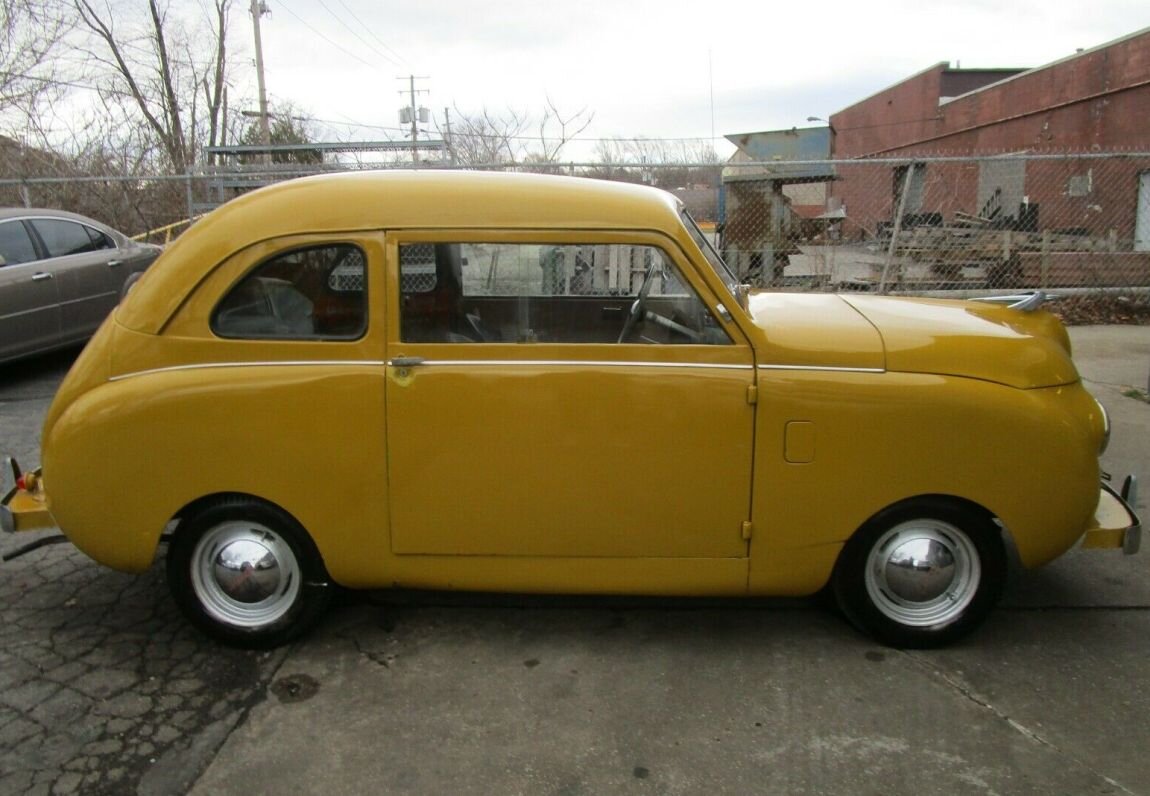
[384,232,756,561]
[0,218,61,361]
[27,218,120,340]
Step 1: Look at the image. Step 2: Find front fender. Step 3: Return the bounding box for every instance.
[750,372,1104,594]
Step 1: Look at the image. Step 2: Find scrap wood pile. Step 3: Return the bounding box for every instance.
[896,214,1119,270]
[887,213,1150,288]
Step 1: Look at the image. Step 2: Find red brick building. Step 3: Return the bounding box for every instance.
[827,27,1150,251]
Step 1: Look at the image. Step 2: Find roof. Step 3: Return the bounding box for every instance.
[831,62,1027,118]
[0,207,127,240]
[939,24,1150,106]
[117,170,686,334]
[722,127,834,184]
[1,207,105,224]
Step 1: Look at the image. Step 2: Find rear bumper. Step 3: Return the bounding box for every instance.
[1081,476,1141,555]
[1,461,56,536]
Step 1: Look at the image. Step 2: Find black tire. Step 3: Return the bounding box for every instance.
[166,497,331,648]
[831,498,1006,648]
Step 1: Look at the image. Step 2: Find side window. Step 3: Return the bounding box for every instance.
[212,244,366,340]
[399,242,731,345]
[0,220,40,265]
[84,226,117,250]
[30,219,97,257]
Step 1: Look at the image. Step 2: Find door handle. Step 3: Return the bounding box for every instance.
[390,356,425,368]
[31,272,53,282]
[107,259,123,268]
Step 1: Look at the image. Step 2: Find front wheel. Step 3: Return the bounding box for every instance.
[166,498,331,648]
[832,499,1006,648]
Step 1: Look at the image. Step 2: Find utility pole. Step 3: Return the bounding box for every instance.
[397,76,429,165]
[443,106,454,165]
[250,0,272,161]
[408,76,417,160]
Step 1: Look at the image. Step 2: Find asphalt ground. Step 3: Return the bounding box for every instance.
[1,326,1148,795]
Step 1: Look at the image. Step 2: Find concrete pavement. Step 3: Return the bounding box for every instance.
[2,326,1148,795]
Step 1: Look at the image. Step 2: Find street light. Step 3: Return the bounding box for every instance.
[806,116,836,135]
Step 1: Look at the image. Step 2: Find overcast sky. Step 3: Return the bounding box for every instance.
[244,0,1148,158]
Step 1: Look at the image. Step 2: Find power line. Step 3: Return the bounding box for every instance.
[314,0,401,67]
[300,115,723,147]
[0,69,135,101]
[275,1,386,72]
[334,0,407,66]
[264,99,713,145]
[5,68,721,149]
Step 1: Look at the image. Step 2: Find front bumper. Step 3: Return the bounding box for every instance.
[1081,476,1141,555]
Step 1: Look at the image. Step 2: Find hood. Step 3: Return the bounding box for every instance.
[841,294,1077,389]
[746,292,1078,389]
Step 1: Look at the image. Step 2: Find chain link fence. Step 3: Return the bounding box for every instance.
[718,152,1150,322]
[3,151,1148,320]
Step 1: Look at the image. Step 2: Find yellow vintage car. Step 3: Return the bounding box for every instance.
[1,171,1140,648]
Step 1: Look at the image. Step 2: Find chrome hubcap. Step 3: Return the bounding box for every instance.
[191,521,300,629]
[864,519,980,628]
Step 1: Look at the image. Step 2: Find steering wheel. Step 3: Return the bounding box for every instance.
[617,263,661,343]
[643,310,701,342]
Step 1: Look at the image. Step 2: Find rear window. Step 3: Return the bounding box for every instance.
[31,219,100,257]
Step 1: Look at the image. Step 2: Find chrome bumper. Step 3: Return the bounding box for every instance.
[1082,475,1141,555]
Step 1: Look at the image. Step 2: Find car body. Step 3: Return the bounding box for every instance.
[1,171,1140,648]
[0,208,162,364]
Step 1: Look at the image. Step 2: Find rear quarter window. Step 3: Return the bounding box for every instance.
[212,243,367,340]
[30,219,99,257]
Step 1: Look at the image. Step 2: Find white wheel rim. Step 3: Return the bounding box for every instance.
[190,520,301,630]
[864,518,981,628]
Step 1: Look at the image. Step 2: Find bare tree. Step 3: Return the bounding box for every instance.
[446,101,594,168]
[586,136,721,188]
[0,0,71,127]
[74,0,233,173]
[447,106,528,166]
[201,0,228,151]
[535,98,593,163]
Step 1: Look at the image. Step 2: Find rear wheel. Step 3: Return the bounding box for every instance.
[832,498,1006,648]
[167,497,330,648]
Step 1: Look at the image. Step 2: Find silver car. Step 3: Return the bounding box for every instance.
[0,208,162,364]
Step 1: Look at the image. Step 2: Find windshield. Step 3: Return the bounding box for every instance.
[681,209,738,297]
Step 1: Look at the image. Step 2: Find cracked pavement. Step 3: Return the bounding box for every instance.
[3,329,1150,794]
[0,546,286,796]
[0,350,285,796]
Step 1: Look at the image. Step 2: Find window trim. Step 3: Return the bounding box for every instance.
[210,241,370,342]
[28,217,108,259]
[386,229,750,351]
